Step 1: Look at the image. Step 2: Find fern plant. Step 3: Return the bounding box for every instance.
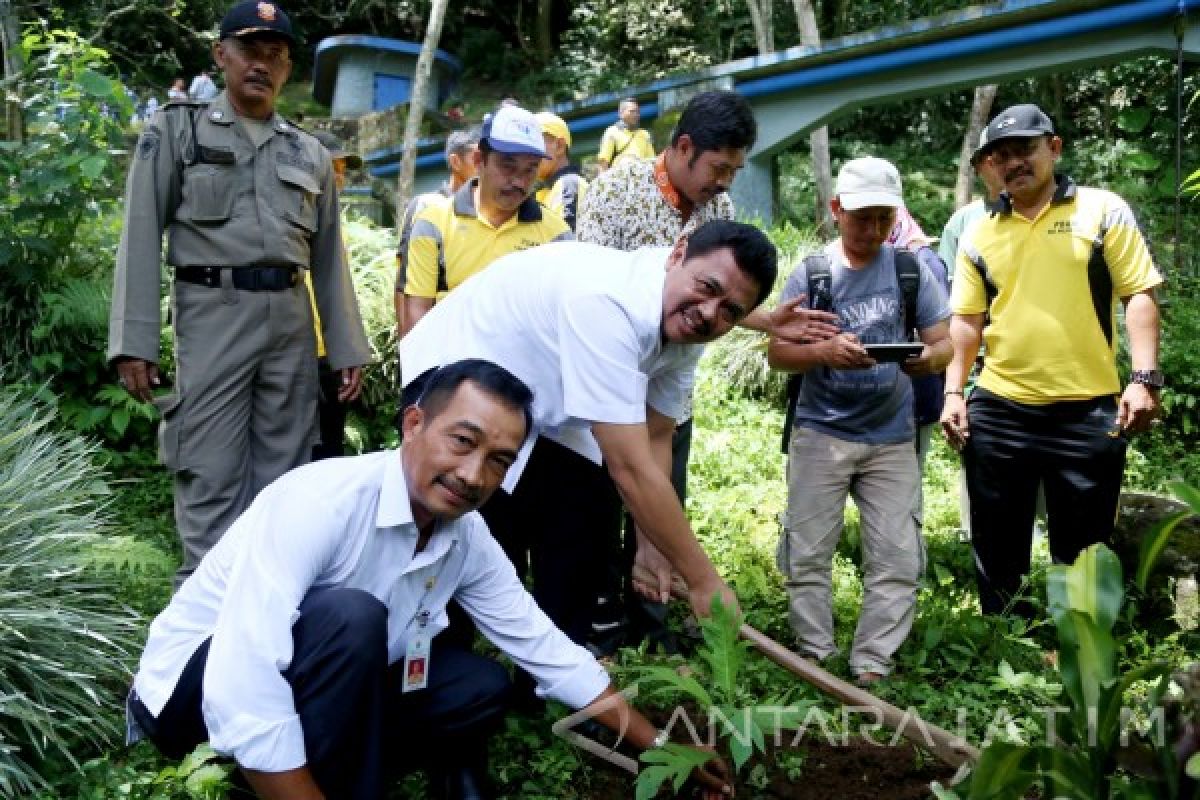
[0,383,144,795]
[631,596,809,799]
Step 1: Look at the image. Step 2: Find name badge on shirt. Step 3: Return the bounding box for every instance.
[403,612,432,693]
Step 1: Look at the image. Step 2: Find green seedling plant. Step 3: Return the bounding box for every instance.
[932,542,1180,800]
[632,596,809,800]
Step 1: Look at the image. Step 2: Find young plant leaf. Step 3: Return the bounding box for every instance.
[1134,510,1191,592]
[630,665,713,708]
[636,743,717,799]
[1046,544,1123,633]
[1168,480,1200,516]
[698,594,750,704]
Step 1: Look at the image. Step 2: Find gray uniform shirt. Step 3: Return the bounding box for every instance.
[781,243,950,445]
[108,91,370,370]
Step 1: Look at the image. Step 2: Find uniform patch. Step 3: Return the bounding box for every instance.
[138,126,162,160]
[276,150,315,173]
[257,2,277,21]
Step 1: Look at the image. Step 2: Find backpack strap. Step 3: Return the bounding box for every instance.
[893,248,920,342]
[781,253,832,454]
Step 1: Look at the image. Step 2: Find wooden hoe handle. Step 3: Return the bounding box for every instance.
[631,564,979,769]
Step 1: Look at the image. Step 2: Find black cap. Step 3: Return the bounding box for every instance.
[969,127,990,167]
[219,1,295,46]
[981,104,1055,153]
[314,131,363,170]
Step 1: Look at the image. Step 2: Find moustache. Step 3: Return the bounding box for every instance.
[1005,167,1032,182]
[437,475,481,505]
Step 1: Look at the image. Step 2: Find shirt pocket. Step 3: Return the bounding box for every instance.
[276,163,322,234]
[181,163,237,223]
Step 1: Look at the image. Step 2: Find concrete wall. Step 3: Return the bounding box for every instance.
[330,50,437,118]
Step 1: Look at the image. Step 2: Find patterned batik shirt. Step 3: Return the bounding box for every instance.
[577,153,736,421]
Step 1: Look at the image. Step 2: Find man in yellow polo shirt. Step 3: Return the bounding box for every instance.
[535,112,587,232]
[941,104,1163,616]
[398,105,572,338]
[596,97,655,172]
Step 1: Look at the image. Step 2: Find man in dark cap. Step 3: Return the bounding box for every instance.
[108,1,371,582]
[309,130,364,459]
[941,103,1164,615]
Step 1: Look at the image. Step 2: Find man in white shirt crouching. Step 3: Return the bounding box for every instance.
[127,359,731,800]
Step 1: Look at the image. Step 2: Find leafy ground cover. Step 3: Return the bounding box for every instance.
[15,215,1196,798]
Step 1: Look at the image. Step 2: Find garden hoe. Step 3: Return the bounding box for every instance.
[631,564,980,772]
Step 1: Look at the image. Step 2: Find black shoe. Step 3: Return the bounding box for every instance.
[433,764,492,800]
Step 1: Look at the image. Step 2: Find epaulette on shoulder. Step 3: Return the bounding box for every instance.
[282,117,315,137]
[162,100,209,111]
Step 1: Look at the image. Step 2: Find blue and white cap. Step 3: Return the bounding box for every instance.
[480,106,547,158]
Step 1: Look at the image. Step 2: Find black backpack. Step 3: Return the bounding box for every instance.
[779,250,920,453]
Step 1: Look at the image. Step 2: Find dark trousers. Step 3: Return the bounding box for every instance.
[963,388,1127,615]
[130,588,511,800]
[312,360,347,461]
[480,436,624,645]
[594,418,692,653]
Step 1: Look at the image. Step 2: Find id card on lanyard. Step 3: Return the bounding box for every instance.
[402,575,438,693]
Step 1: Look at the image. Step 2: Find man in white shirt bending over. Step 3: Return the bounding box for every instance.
[399,221,779,643]
[128,360,731,800]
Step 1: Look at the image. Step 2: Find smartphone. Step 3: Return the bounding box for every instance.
[864,343,923,363]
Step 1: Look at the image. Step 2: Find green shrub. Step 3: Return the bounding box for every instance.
[341,214,402,453]
[0,383,144,795]
[1,29,131,366]
[1156,276,1200,438]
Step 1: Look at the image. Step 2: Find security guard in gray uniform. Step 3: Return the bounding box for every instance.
[108,0,371,583]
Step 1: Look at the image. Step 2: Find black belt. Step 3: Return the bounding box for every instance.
[174,265,299,291]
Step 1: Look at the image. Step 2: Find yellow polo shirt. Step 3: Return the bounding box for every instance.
[952,178,1162,404]
[598,124,655,168]
[400,179,572,300]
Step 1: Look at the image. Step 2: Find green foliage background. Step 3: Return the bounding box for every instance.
[1,3,1198,798]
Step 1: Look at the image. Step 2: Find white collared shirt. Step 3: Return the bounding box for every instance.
[398,241,703,489]
[132,450,610,772]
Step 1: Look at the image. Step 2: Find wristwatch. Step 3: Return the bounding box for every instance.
[1131,369,1165,390]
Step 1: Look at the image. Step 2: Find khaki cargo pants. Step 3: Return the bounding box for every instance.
[776,427,925,677]
[156,274,318,583]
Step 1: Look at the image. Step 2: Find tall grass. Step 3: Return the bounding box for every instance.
[705,220,823,407]
[0,384,143,795]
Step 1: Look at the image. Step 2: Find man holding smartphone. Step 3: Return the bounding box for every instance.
[767,156,951,684]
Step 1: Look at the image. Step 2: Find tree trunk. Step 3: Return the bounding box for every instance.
[395,0,449,223]
[793,0,833,233]
[953,84,997,209]
[535,0,553,63]
[745,0,774,54]
[0,0,23,143]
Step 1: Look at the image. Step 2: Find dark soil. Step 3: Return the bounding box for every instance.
[582,732,953,799]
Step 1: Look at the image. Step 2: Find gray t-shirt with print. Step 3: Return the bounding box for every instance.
[780,243,950,445]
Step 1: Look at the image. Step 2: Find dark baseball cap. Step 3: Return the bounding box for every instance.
[219,1,296,46]
[969,128,990,167]
[981,104,1055,152]
[314,131,363,170]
